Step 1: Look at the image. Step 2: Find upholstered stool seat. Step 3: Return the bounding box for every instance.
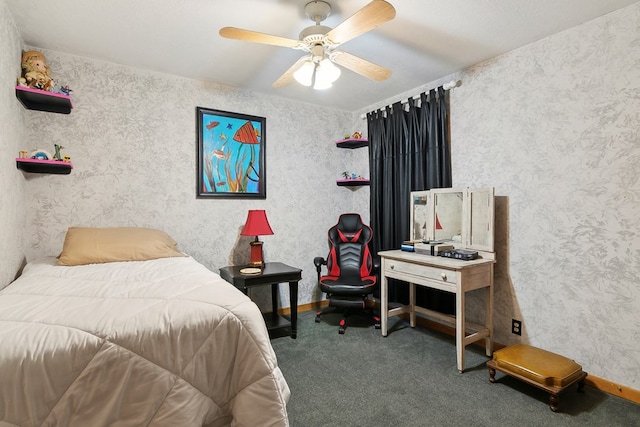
[487,344,587,412]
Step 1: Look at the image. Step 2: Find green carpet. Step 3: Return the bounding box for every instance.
[271,311,640,427]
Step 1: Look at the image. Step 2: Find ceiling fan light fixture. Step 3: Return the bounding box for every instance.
[318,58,340,83]
[293,59,315,86]
[313,77,332,90]
[294,56,340,90]
[313,58,340,90]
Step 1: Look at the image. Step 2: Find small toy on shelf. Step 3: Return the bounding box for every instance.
[58,85,72,96]
[28,148,52,160]
[342,131,363,140]
[341,171,366,180]
[52,81,73,96]
[53,144,64,161]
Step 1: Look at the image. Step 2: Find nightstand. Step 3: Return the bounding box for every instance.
[219,262,302,339]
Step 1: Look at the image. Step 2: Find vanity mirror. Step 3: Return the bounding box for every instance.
[432,188,464,243]
[410,191,430,241]
[409,187,495,254]
[468,188,494,251]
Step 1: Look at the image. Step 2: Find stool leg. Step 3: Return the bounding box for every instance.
[489,367,496,383]
[549,394,559,412]
[577,378,586,393]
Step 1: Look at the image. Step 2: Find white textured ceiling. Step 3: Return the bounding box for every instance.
[5,0,639,111]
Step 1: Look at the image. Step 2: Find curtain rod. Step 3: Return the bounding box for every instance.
[359,79,460,120]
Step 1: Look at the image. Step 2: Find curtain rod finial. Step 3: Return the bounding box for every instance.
[443,80,459,90]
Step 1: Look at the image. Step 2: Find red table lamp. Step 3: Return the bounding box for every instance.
[240,210,274,268]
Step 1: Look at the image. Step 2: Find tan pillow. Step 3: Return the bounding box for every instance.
[58,227,185,266]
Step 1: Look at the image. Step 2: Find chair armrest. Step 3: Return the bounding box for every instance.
[313,257,326,270]
[313,257,326,282]
[373,256,380,272]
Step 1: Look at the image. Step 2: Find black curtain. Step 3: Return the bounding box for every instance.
[367,87,453,311]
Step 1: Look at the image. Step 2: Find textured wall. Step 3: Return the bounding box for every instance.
[450,4,640,389]
[7,0,638,394]
[0,0,27,289]
[19,48,365,310]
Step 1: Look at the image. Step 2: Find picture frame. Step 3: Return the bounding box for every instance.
[196,107,266,199]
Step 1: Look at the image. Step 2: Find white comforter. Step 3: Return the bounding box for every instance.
[0,257,290,426]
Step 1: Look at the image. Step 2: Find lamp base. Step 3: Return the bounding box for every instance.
[248,240,265,268]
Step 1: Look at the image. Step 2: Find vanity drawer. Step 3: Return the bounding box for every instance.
[384,259,457,284]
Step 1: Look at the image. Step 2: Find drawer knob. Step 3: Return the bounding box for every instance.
[390,264,395,270]
[441,272,447,281]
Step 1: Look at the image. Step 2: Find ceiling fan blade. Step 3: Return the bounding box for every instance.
[219,27,300,48]
[272,56,309,88]
[332,50,391,81]
[326,0,396,46]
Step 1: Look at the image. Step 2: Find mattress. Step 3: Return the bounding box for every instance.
[0,256,290,426]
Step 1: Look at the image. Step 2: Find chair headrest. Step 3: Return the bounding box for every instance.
[331,213,370,245]
[337,213,364,231]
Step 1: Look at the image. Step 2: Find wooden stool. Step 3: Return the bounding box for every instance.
[487,344,587,412]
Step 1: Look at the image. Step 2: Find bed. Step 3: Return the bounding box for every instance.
[0,227,290,426]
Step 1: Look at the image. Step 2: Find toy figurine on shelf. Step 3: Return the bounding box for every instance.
[52,81,73,96]
[341,171,366,180]
[58,85,72,95]
[53,144,64,161]
[29,149,51,160]
[343,131,363,139]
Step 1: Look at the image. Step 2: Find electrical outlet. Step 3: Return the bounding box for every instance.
[512,319,522,336]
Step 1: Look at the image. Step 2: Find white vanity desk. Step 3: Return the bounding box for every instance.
[379,250,494,373]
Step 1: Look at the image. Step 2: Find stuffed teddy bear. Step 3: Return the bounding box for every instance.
[18,50,54,92]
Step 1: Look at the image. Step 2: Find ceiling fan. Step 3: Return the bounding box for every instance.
[219,0,396,89]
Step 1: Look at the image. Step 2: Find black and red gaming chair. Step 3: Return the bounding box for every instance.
[313,213,380,334]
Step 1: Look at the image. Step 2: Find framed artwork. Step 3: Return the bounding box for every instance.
[196,107,266,199]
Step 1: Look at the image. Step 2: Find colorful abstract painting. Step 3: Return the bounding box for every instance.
[196,107,266,199]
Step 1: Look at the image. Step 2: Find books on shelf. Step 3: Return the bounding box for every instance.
[415,242,454,256]
[400,240,455,256]
[401,240,422,252]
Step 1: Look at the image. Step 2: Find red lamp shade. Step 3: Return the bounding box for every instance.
[241,210,274,237]
[241,210,274,268]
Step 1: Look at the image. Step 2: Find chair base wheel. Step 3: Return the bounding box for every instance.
[314,307,380,334]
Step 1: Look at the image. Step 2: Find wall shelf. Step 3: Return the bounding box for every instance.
[336,179,369,187]
[15,86,73,114]
[16,158,73,175]
[336,137,369,188]
[336,138,368,149]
